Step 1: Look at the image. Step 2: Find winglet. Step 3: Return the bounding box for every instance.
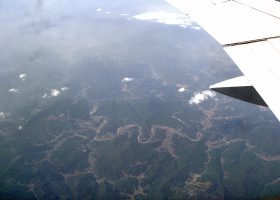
[210,76,267,106]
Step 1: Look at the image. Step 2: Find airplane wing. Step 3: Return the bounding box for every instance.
[166,0,280,121]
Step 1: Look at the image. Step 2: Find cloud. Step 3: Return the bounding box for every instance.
[43,87,67,98]
[0,112,5,120]
[51,89,60,96]
[19,73,26,80]
[96,8,102,12]
[178,87,186,93]
[120,13,129,16]
[191,26,201,30]
[105,11,111,14]
[60,87,68,92]
[121,77,134,83]
[9,88,19,93]
[132,11,193,28]
[189,90,216,105]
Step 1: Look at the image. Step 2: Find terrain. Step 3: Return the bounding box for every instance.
[0,0,279,199]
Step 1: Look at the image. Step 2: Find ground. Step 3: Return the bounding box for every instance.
[0,0,279,199]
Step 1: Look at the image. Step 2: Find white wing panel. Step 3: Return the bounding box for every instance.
[269,37,280,52]
[210,76,251,88]
[224,40,280,121]
[237,0,280,19]
[166,0,280,45]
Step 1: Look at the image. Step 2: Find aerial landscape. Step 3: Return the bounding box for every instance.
[0,0,280,199]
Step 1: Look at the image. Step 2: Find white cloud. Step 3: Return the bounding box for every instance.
[96,8,102,12]
[191,26,201,30]
[18,126,23,130]
[105,11,111,14]
[9,88,19,93]
[178,87,186,93]
[19,73,26,80]
[189,90,216,105]
[51,89,60,97]
[121,77,134,83]
[0,112,5,120]
[61,87,68,92]
[132,11,193,28]
[43,88,66,98]
[120,13,129,16]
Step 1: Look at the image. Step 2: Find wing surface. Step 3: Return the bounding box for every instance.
[166,0,280,121]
